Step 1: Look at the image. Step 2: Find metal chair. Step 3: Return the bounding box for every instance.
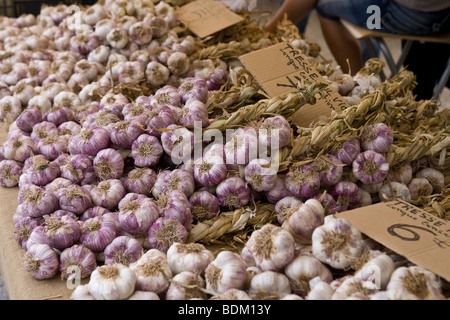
[341,20,450,100]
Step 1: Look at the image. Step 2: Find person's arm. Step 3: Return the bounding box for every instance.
[264,0,317,33]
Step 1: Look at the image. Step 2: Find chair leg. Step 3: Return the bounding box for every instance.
[433,56,450,100]
[377,38,398,78]
[396,40,413,70]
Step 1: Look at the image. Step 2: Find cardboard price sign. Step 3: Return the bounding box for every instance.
[239,42,349,128]
[176,0,244,38]
[337,200,450,281]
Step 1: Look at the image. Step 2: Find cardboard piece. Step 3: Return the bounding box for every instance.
[337,200,450,282]
[176,0,244,38]
[239,42,349,128]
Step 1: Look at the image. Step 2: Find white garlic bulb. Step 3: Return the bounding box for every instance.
[88,263,137,300]
[129,249,172,294]
[386,266,445,300]
[167,242,214,276]
[312,217,365,269]
[284,254,333,297]
[127,291,160,300]
[165,271,207,300]
[248,271,291,300]
[306,277,335,300]
[210,288,252,300]
[282,199,325,244]
[243,224,295,272]
[353,251,395,290]
[244,266,261,289]
[205,250,247,294]
[280,294,304,300]
[331,276,379,300]
[71,284,95,300]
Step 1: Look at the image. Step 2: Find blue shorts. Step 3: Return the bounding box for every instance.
[315,0,450,35]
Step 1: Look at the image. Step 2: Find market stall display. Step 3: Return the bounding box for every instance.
[0,0,448,300]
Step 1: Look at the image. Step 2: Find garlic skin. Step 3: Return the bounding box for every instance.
[284,254,333,297]
[244,224,295,272]
[386,266,444,300]
[205,251,247,294]
[248,271,291,300]
[130,249,173,294]
[165,271,206,300]
[167,242,214,276]
[312,217,365,270]
[88,263,137,300]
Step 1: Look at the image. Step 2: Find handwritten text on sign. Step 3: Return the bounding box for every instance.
[239,42,349,127]
[337,200,450,281]
[177,0,244,38]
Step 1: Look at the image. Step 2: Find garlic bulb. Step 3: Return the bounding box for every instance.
[284,254,333,297]
[88,263,137,300]
[167,242,214,275]
[386,266,444,300]
[248,271,291,300]
[353,251,395,289]
[127,291,160,300]
[205,251,247,294]
[282,199,325,244]
[165,271,206,300]
[378,181,411,202]
[243,224,295,272]
[130,249,173,294]
[415,168,445,194]
[331,276,379,300]
[71,284,95,300]
[312,217,365,269]
[210,288,252,300]
[306,277,335,300]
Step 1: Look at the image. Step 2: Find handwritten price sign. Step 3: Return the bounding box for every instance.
[337,200,450,281]
[177,0,243,38]
[240,42,349,127]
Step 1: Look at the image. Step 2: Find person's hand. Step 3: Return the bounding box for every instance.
[264,0,314,33]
